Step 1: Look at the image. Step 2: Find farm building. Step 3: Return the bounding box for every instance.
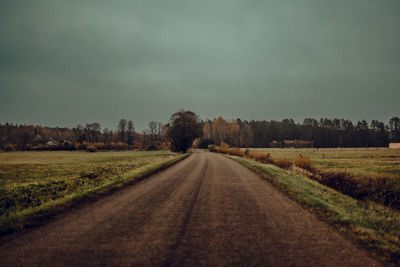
[389,143,400,149]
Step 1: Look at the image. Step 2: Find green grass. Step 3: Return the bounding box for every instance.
[250,148,400,179]
[228,155,400,264]
[0,150,189,236]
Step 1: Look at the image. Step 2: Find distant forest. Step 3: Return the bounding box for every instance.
[1,116,399,151]
[202,117,400,148]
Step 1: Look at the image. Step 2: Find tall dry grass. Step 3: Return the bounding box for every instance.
[293,156,315,173]
[318,171,400,208]
[210,146,400,210]
[273,157,293,169]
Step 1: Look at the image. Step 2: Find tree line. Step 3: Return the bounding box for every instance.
[1,115,399,151]
[201,116,400,148]
[0,119,169,151]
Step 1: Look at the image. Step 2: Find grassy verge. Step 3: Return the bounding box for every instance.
[227,155,400,265]
[0,152,190,237]
[249,147,400,179]
[211,146,400,210]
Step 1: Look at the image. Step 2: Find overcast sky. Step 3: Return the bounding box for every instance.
[0,0,399,131]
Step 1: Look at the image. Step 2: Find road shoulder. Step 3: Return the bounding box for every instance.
[225,154,399,265]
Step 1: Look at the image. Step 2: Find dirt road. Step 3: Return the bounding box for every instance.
[0,150,379,266]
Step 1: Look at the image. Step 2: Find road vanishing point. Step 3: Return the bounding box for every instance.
[0,150,379,266]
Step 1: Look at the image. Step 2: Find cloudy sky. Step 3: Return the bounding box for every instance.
[0,0,399,130]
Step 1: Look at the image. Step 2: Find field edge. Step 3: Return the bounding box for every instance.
[225,154,400,265]
[0,152,191,239]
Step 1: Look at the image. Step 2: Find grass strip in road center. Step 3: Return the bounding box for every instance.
[227,155,400,265]
[0,152,190,238]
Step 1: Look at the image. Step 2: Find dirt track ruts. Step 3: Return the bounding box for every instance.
[0,150,380,266]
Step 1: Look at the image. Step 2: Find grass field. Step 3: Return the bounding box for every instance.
[250,147,400,179]
[0,151,178,188]
[211,146,400,210]
[0,150,186,234]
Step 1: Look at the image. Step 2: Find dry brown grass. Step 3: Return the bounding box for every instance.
[319,171,400,208]
[214,146,274,164]
[273,157,293,169]
[85,145,97,152]
[294,156,315,173]
[248,151,274,164]
[215,147,245,157]
[211,147,400,210]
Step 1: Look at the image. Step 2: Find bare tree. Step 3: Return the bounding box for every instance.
[148,121,161,143]
[127,120,135,146]
[85,123,101,143]
[103,128,113,144]
[117,119,127,143]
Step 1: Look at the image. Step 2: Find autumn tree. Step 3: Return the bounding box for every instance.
[167,110,202,152]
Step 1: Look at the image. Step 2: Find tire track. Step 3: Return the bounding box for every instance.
[163,158,209,267]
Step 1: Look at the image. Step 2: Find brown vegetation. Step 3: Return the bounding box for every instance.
[317,171,400,208]
[273,157,293,169]
[211,146,400,210]
[212,145,285,167]
[293,155,314,172]
[85,145,97,152]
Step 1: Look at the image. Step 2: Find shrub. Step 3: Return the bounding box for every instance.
[248,151,274,164]
[86,145,97,152]
[319,171,400,209]
[3,143,16,152]
[294,156,314,173]
[273,157,292,169]
[94,142,105,150]
[208,144,217,152]
[199,138,215,149]
[228,148,245,157]
[321,171,358,196]
[116,142,129,150]
[74,143,82,150]
[145,144,159,151]
[215,146,226,154]
[220,142,230,149]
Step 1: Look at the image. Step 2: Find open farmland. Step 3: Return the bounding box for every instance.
[0,150,181,232]
[250,147,400,179]
[249,148,400,209]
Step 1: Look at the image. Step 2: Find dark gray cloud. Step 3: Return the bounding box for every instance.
[1,0,399,130]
